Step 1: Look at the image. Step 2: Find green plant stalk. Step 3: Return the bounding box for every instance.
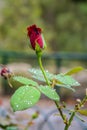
[36,52,67,125]
[64,111,75,130]
[55,100,66,122]
[37,54,50,86]
[36,51,87,129]
[79,95,87,107]
[64,95,87,130]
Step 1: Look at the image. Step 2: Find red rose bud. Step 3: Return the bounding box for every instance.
[0,67,12,79]
[27,24,46,51]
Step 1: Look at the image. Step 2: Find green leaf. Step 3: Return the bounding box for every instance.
[13,76,38,86]
[29,69,80,89]
[10,85,41,111]
[28,68,54,82]
[55,74,80,86]
[29,68,44,81]
[78,109,87,116]
[37,85,60,101]
[76,114,85,122]
[29,68,80,86]
[56,83,75,91]
[6,126,18,130]
[65,66,84,75]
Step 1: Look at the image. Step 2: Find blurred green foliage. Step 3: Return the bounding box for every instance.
[0,0,87,53]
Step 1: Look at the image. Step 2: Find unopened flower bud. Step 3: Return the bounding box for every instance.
[27,24,46,51]
[0,67,12,79]
[76,99,81,103]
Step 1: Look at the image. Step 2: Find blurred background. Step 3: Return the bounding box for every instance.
[0,0,87,96]
[0,0,87,129]
[0,0,87,53]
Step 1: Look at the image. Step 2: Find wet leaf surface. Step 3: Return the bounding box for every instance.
[13,76,38,86]
[10,85,41,111]
[37,85,60,101]
[55,74,80,86]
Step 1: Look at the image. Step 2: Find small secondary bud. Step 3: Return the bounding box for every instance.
[0,67,12,79]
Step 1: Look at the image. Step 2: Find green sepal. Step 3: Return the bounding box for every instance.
[41,34,47,49]
[35,43,42,57]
